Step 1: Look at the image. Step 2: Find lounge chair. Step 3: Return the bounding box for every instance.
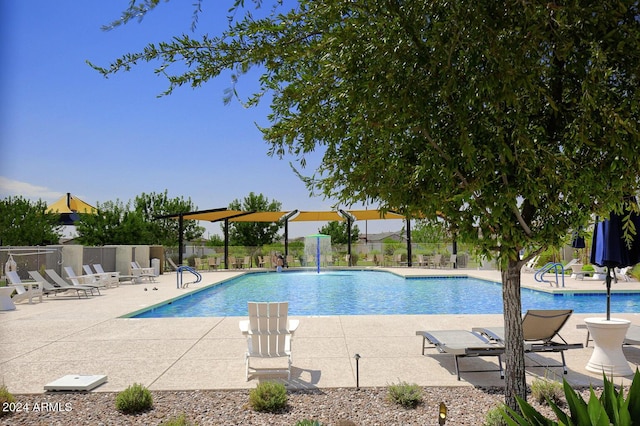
[46,269,100,295]
[64,266,107,290]
[522,255,540,273]
[416,330,504,380]
[83,265,118,288]
[615,267,631,282]
[239,301,299,381]
[5,271,44,304]
[167,257,180,271]
[130,261,157,282]
[28,270,90,298]
[92,264,120,287]
[473,309,583,374]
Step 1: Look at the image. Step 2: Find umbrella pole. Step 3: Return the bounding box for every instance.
[606,267,612,321]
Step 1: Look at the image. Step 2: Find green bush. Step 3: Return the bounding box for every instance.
[295,420,323,426]
[0,384,16,418]
[484,405,508,426]
[501,369,640,425]
[530,378,564,406]
[386,381,423,408]
[115,383,153,414]
[249,381,287,412]
[161,413,195,426]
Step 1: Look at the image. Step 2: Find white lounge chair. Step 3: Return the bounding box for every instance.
[64,266,106,290]
[615,267,632,282]
[239,301,299,381]
[130,261,157,282]
[46,269,100,296]
[473,309,583,374]
[415,330,504,380]
[29,270,90,298]
[522,255,540,273]
[5,271,43,304]
[87,264,119,287]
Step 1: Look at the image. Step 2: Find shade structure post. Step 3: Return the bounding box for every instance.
[347,216,352,266]
[406,216,412,267]
[178,214,184,265]
[316,236,321,274]
[224,218,229,270]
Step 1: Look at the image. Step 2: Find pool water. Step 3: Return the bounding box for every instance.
[131,270,640,318]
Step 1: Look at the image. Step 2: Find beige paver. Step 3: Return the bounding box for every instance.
[1,267,639,394]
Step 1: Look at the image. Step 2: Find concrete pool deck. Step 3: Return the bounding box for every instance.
[1,267,639,395]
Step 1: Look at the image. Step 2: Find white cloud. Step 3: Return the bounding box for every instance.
[0,176,64,202]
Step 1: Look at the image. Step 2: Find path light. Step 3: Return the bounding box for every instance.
[439,402,447,425]
[353,353,361,390]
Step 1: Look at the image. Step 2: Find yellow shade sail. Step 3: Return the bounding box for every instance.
[290,211,345,222]
[345,210,405,221]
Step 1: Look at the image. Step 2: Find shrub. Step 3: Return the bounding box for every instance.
[295,420,323,426]
[530,378,564,406]
[0,384,16,418]
[115,383,153,414]
[386,381,423,408]
[483,405,508,426]
[161,413,195,426]
[501,369,640,425]
[249,381,287,412]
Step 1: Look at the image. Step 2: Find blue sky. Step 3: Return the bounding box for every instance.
[0,1,403,237]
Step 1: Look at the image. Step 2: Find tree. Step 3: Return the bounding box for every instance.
[76,192,203,245]
[227,192,282,247]
[93,1,640,409]
[76,200,152,245]
[0,196,62,245]
[318,221,360,245]
[134,191,204,246]
[412,220,449,246]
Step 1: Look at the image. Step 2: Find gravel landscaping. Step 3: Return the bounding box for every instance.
[0,386,568,426]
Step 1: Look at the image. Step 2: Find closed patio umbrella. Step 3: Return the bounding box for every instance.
[590,204,640,320]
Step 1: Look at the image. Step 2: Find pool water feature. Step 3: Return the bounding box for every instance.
[129,270,640,318]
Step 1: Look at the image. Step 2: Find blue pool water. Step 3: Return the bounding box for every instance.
[130,270,640,318]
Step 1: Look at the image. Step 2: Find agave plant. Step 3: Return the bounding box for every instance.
[500,369,640,426]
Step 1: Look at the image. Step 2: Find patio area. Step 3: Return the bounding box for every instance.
[1,267,639,395]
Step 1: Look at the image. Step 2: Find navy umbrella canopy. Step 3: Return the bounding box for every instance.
[590,205,640,320]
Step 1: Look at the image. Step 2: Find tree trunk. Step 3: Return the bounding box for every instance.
[502,259,527,410]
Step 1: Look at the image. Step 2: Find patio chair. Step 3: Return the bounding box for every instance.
[5,271,43,304]
[46,269,100,295]
[522,255,540,273]
[208,257,220,270]
[83,264,118,288]
[428,254,442,268]
[92,264,120,287]
[415,330,504,380]
[29,270,90,298]
[63,266,107,290]
[239,301,299,381]
[130,261,157,282]
[473,309,583,374]
[615,267,632,282]
[443,254,457,269]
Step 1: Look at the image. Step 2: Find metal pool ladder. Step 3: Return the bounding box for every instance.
[176,265,202,288]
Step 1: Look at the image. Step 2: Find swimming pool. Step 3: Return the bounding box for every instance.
[130,270,640,318]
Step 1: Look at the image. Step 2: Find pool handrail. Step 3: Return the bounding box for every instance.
[176,265,202,288]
